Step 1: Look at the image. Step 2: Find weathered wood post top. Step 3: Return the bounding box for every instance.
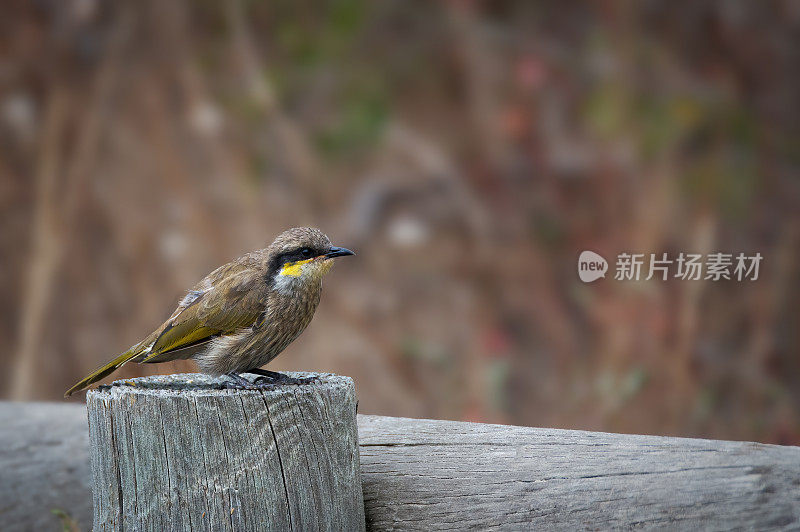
[87,372,365,531]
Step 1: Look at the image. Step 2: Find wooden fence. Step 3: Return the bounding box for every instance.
[2,376,799,530]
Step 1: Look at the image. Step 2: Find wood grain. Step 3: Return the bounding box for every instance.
[0,402,91,531]
[358,415,800,530]
[86,373,364,531]
[3,401,800,530]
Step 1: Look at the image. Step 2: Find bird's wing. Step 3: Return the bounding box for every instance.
[138,263,266,363]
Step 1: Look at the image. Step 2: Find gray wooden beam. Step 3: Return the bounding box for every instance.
[358,415,800,530]
[0,401,91,531]
[3,396,800,530]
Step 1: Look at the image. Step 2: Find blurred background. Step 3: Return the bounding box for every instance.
[1,0,798,444]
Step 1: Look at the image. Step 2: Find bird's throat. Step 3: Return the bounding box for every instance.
[274,258,331,294]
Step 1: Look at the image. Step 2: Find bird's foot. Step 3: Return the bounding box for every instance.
[223,371,315,390]
[253,374,315,386]
[247,368,317,386]
[222,373,259,390]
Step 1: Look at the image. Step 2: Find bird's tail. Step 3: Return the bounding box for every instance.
[64,344,144,397]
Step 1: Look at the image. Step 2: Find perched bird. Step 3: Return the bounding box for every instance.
[65,227,354,396]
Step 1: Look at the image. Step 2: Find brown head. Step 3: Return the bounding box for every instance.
[265,227,355,293]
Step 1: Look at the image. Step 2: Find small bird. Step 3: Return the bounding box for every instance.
[65,227,354,396]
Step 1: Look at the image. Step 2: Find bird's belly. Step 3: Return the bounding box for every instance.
[192,325,307,376]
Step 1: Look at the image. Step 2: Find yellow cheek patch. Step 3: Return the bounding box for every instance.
[280,258,314,277]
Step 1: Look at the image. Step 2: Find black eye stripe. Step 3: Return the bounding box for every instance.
[279,247,320,264]
[266,245,327,283]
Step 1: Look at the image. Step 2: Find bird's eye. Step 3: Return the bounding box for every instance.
[300,248,313,258]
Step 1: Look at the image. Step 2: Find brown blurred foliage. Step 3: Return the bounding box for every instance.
[1,0,799,443]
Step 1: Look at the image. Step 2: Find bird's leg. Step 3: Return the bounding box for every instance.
[245,368,316,385]
[224,372,256,389]
[247,368,285,380]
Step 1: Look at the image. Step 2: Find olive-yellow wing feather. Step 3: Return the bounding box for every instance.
[140,267,265,362]
[64,264,266,396]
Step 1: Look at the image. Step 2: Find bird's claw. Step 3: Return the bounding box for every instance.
[220,380,274,390]
[223,371,316,390]
[253,374,316,386]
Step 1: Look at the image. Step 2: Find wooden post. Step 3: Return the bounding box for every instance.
[86,373,365,532]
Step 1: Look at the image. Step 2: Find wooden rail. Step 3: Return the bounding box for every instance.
[2,389,800,530]
[358,415,800,530]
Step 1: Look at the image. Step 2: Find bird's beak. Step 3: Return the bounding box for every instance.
[324,246,355,259]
